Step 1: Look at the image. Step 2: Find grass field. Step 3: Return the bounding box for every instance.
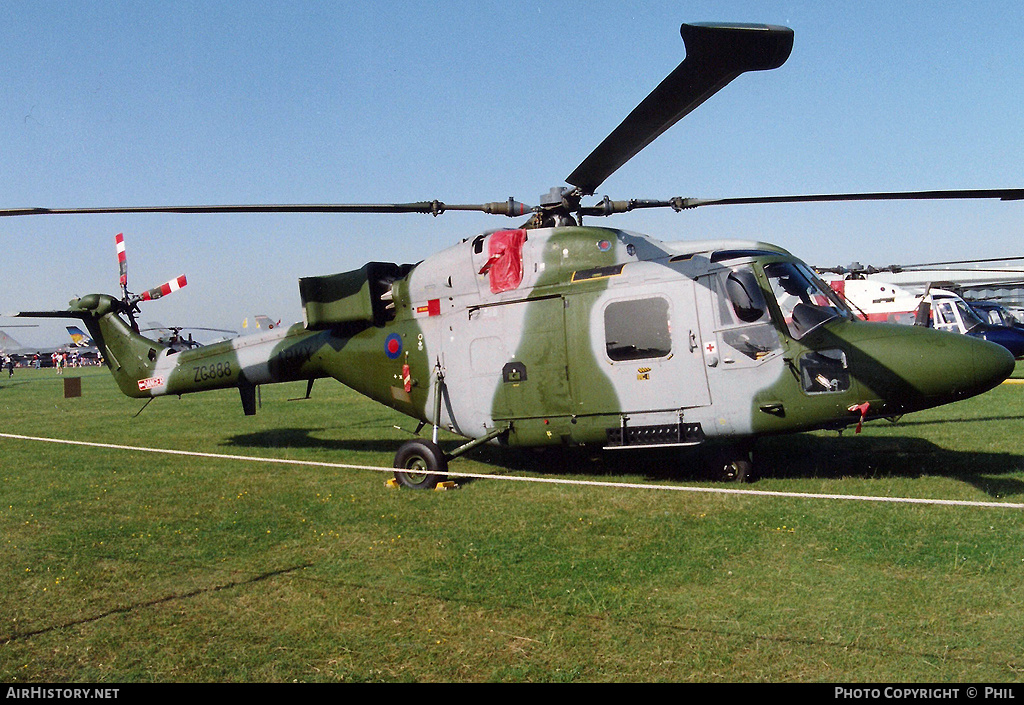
[1,363,1023,682]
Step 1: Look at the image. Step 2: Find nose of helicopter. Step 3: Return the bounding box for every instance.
[960,333,1017,394]
[844,323,1014,412]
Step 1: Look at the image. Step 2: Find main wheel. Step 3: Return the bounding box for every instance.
[710,444,756,483]
[393,439,449,490]
[717,455,753,483]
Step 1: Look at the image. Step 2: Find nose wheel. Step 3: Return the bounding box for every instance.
[393,438,449,490]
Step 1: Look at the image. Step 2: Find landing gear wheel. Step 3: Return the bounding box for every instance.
[393,439,449,490]
[711,444,756,483]
[718,456,753,483]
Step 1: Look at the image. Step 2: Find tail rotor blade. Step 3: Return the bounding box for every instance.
[139,275,187,302]
[115,232,128,297]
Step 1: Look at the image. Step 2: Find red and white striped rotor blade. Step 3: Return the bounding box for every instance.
[115,233,128,290]
[140,275,187,301]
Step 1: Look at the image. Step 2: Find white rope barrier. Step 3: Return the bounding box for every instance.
[2,432,1022,510]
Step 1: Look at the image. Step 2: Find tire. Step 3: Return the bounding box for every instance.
[393,439,449,490]
[711,444,756,483]
[718,456,753,483]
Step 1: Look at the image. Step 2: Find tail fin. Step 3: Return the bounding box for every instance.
[0,330,24,351]
[66,326,93,347]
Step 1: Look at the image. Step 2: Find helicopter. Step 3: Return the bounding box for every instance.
[243,316,282,333]
[141,324,238,352]
[968,300,1024,329]
[820,271,1024,359]
[817,256,1024,310]
[4,22,1021,485]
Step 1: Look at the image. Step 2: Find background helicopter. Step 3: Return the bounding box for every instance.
[969,300,1024,329]
[819,257,1024,312]
[818,259,1024,358]
[819,270,1024,359]
[4,21,1020,485]
[141,325,238,352]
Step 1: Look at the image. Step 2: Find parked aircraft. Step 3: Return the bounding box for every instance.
[967,300,1024,329]
[4,22,1021,485]
[825,275,1024,359]
[243,316,281,332]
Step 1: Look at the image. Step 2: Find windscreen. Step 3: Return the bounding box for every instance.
[763,262,851,339]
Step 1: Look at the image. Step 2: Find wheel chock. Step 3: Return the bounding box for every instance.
[433,481,458,491]
[385,478,401,489]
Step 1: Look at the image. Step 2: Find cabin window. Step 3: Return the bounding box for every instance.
[933,298,983,333]
[604,297,671,361]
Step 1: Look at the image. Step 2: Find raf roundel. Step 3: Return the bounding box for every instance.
[384,333,403,359]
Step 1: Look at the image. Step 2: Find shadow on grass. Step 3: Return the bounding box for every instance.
[472,436,1024,496]
[223,427,400,455]
[753,433,1024,498]
[884,413,1024,428]
[0,377,48,390]
[226,426,1024,498]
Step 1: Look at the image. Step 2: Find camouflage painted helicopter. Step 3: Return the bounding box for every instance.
[5,23,1022,485]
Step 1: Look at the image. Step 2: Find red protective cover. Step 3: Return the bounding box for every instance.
[481,229,527,294]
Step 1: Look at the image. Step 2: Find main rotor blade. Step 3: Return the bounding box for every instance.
[0,200,534,218]
[895,255,1024,269]
[675,188,1024,209]
[141,326,237,335]
[566,23,794,196]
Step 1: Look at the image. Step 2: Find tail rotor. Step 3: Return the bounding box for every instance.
[114,233,187,331]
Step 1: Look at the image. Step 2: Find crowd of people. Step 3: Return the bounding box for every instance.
[2,351,102,377]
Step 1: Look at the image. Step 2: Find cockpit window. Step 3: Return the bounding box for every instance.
[764,262,850,339]
[935,298,984,333]
[933,301,956,326]
[712,267,782,362]
[981,308,1006,326]
[955,299,984,332]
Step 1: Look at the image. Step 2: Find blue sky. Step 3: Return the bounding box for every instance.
[2,1,1023,347]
